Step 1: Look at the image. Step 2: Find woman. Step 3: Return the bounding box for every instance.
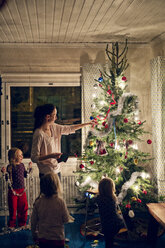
[31,104,93,178]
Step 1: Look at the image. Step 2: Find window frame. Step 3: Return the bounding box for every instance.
[1,73,81,163]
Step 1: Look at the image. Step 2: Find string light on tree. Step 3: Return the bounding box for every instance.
[75,40,157,237]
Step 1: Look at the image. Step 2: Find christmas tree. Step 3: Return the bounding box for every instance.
[75,40,159,236]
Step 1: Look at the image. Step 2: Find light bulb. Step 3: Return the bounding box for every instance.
[100,100,105,105]
[134,185,139,191]
[93,83,98,89]
[116,168,120,173]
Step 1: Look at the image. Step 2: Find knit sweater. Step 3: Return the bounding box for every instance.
[31,194,70,240]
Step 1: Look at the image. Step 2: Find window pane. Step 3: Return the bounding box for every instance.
[11,86,81,158]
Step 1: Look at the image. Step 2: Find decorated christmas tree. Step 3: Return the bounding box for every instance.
[75,40,159,236]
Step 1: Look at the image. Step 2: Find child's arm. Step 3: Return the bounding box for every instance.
[1,167,6,174]
[27,161,33,173]
[1,166,9,181]
[24,162,33,178]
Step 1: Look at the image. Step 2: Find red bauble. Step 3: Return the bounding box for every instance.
[79,164,84,169]
[122,76,127,81]
[99,84,102,87]
[124,118,128,123]
[105,124,108,129]
[128,140,133,145]
[102,121,106,126]
[126,204,131,209]
[109,142,114,147]
[142,190,147,195]
[125,155,127,159]
[147,139,152,144]
[137,198,142,203]
[137,120,142,125]
[90,161,94,165]
[107,89,112,95]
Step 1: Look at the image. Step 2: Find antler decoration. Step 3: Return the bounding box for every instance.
[103,39,129,86]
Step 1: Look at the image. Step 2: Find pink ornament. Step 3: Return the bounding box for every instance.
[124,118,128,123]
[122,76,127,81]
[137,120,142,125]
[147,139,152,144]
[99,84,102,87]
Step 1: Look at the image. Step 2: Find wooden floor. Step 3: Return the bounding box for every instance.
[0,214,165,248]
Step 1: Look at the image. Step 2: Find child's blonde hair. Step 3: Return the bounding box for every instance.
[8,147,22,166]
[98,177,117,201]
[7,147,22,183]
[40,172,62,198]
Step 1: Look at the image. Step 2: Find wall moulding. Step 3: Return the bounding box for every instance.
[1,72,81,85]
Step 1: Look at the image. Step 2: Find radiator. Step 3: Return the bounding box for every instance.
[0,175,80,212]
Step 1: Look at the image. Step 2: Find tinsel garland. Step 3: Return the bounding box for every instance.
[117,171,143,204]
[92,93,138,137]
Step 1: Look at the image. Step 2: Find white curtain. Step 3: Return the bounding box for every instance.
[151,56,165,197]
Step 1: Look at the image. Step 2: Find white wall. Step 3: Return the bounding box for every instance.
[0,42,160,174]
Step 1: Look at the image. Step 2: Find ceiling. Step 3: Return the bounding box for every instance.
[0,0,165,47]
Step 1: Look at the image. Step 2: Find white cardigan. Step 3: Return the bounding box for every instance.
[31,123,75,174]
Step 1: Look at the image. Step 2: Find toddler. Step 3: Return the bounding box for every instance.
[1,147,32,229]
[97,177,125,248]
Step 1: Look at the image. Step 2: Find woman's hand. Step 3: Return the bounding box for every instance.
[51,153,62,159]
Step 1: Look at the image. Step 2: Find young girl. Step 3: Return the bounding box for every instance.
[1,147,32,229]
[97,177,125,248]
[31,172,70,248]
[31,104,93,179]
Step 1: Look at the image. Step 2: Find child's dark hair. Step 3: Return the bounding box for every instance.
[33,104,55,131]
[40,172,61,198]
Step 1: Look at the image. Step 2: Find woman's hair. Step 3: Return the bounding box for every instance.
[8,147,21,166]
[40,172,61,198]
[98,177,117,201]
[33,104,55,131]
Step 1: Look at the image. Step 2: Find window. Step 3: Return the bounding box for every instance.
[10,86,81,158]
[1,73,81,161]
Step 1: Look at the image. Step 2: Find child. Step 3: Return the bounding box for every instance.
[97,177,125,248]
[1,147,32,229]
[31,172,70,248]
